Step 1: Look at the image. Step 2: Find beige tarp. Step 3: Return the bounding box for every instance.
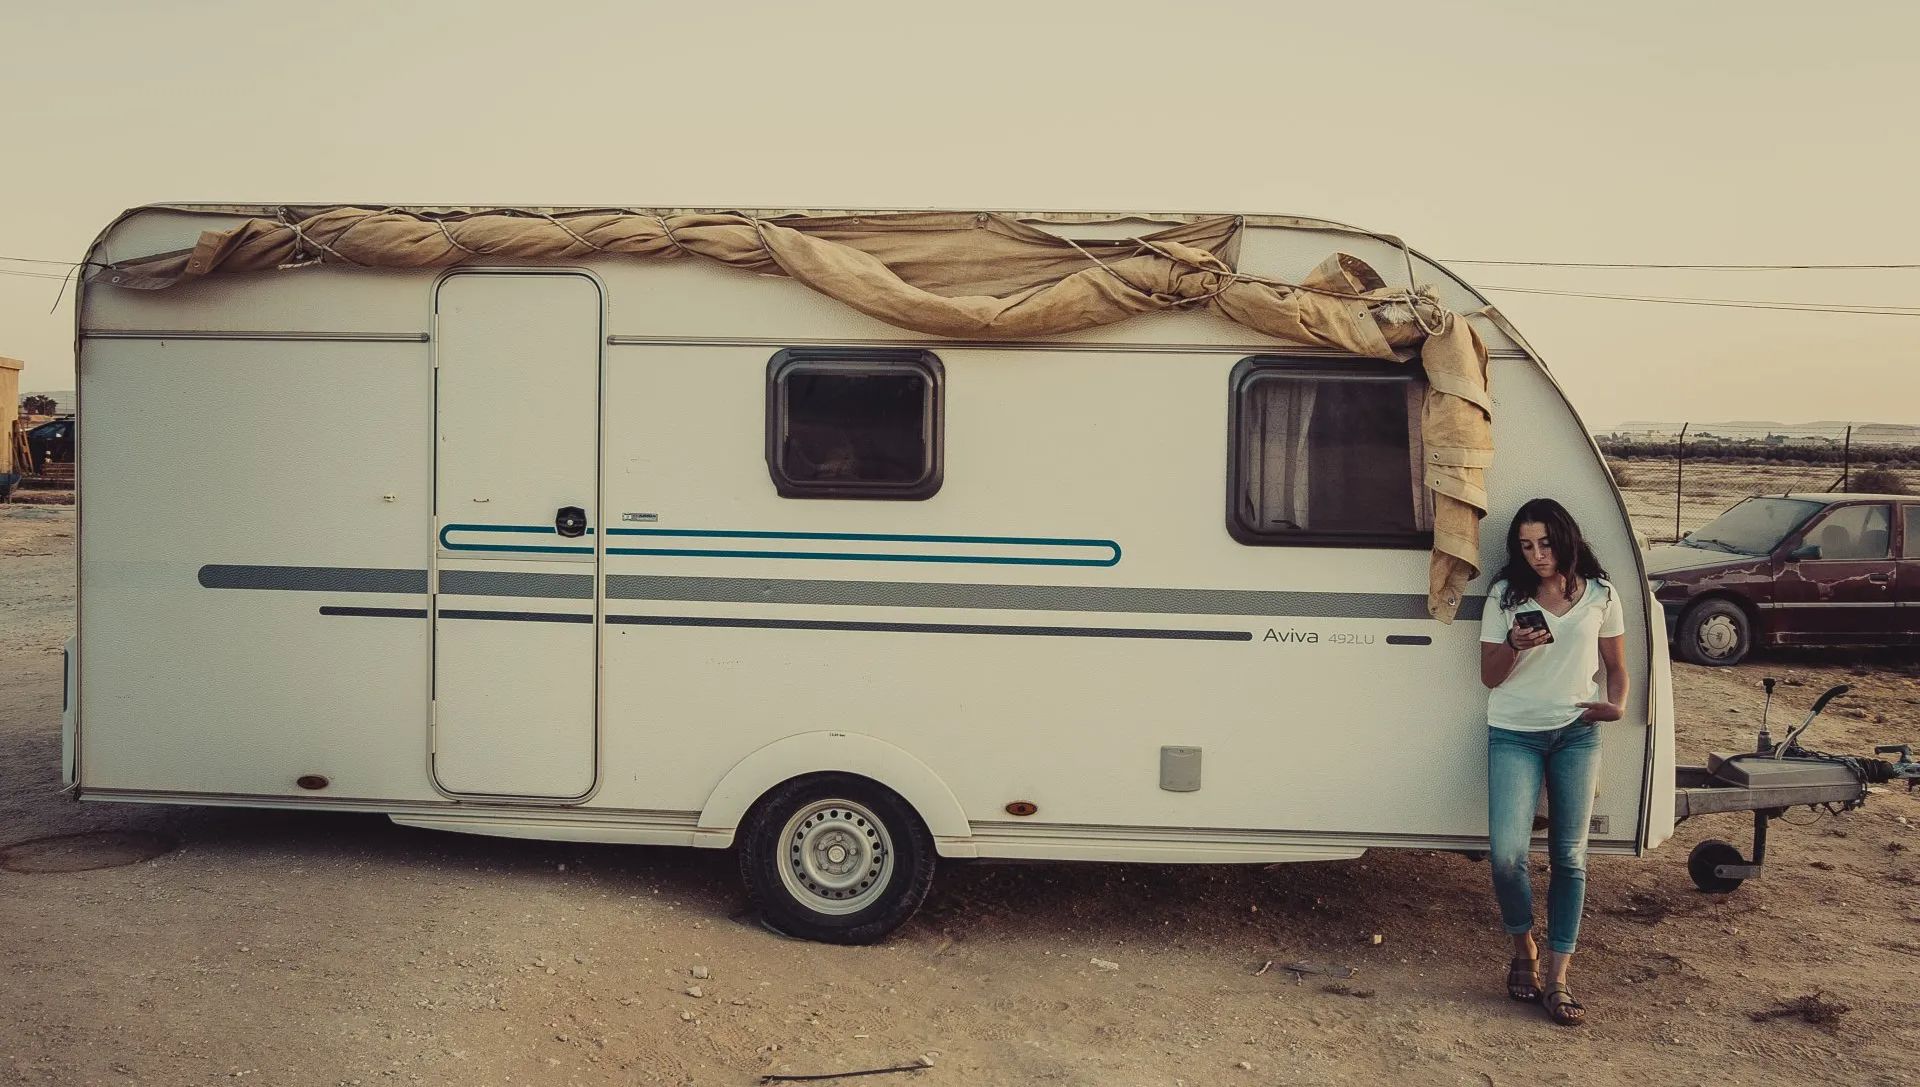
[98,208,1492,620]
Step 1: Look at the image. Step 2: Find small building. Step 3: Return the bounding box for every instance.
[1,356,21,476]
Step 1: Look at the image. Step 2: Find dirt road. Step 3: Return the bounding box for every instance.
[3,506,1917,1086]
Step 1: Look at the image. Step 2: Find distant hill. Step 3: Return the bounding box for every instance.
[1601,420,1920,444]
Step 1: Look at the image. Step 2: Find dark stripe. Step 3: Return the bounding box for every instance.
[440,609,592,624]
[1385,635,1432,646]
[202,565,427,593]
[320,606,429,619]
[604,614,1249,641]
[605,573,1476,621]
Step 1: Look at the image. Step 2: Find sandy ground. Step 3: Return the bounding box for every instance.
[3,501,1918,1087]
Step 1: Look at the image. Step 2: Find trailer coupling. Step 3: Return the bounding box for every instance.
[1673,680,1917,893]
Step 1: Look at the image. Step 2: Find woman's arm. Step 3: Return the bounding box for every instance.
[1578,635,1630,721]
[1481,623,1550,688]
[1480,638,1518,689]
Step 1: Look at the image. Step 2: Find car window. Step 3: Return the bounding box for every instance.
[1905,506,1919,559]
[1685,497,1823,555]
[1807,504,1891,560]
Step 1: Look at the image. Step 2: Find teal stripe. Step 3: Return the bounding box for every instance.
[610,547,1116,567]
[441,524,1122,567]
[605,527,1121,567]
[440,523,594,554]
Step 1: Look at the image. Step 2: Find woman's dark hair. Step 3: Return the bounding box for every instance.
[1500,498,1608,608]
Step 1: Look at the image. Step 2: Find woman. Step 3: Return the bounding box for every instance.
[1478,498,1628,1026]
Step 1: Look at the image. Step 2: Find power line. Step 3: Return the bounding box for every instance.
[1447,258,1920,270]
[0,267,76,281]
[0,255,82,267]
[1479,284,1920,317]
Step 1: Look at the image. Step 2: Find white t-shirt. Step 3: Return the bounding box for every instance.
[1478,577,1626,732]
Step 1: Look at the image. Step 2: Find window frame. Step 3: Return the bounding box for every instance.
[1225,355,1434,550]
[765,347,945,501]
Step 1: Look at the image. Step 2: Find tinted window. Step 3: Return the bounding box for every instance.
[1229,359,1429,546]
[1906,507,1920,559]
[767,350,942,499]
[1807,504,1891,560]
[1687,497,1824,556]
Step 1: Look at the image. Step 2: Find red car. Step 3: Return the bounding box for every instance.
[1649,493,1920,665]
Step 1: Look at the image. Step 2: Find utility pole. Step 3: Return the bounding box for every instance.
[1674,422,1689,543]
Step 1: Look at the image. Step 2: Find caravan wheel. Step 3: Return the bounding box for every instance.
[739,774,936,944]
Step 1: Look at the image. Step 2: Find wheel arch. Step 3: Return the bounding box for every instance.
[695,732,977,858]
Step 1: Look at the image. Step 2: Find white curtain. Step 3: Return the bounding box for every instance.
[1250,381,1317,530]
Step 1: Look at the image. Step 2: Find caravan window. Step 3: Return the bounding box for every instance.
[767,349,944,499]
[1227,357,1433,547]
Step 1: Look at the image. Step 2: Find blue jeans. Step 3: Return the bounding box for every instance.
[1487,722,1602,955]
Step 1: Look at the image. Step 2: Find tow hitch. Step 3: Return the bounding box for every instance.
[1674,679,1918,893]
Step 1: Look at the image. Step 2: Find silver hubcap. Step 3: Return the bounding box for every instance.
[1697,614,1740,658]
[777,800,894,916]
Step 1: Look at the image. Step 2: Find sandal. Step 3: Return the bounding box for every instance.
[1505,957,1541,1002]
[1543,984,1586,1026]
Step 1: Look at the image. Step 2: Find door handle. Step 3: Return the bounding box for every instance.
[1867,573,1891,584]
[554,506,587,538]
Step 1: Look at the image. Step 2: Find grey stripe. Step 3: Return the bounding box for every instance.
[200,565,596,599]
[84,329,429,343]
[321,606,428,619]
[605,614,1249,641]
[440,570,593,599]
[200,565,428,593]
[213,564,1475,622]
[606,573,1476,621]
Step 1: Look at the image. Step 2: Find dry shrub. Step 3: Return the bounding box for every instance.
[1847,467,1911,495]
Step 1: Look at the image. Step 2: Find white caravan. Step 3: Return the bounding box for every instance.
[66,204,1676,943]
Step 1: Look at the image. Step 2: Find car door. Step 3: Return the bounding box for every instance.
[1900,503,1920,643]
[1772,502,1897,645]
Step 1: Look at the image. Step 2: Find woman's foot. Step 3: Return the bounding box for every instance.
[1505,956,1541,1002]
[1543,984,1586,1026]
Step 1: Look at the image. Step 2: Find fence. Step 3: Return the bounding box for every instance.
[1593,423,1920,544]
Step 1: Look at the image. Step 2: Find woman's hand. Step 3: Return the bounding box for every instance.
[1507,624,1552,652]
[1577,701,1623,723]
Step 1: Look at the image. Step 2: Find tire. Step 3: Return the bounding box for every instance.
[738,773,936,945]
[1687,838,1747,893]
[1676,597,1751,667]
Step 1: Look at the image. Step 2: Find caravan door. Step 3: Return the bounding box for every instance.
[430,272,602,799]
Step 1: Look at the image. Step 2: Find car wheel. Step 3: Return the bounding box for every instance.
[738,773,935,945]
[1676,598,1750,666]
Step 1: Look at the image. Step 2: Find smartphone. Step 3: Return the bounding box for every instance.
[1513,610,1554,644]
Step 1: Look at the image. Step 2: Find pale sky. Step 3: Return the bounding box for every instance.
[3,0,1915,428]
